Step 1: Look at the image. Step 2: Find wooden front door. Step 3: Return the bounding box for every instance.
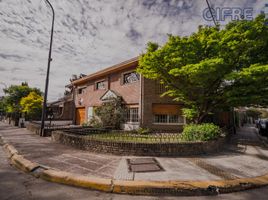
[76,107,85,125]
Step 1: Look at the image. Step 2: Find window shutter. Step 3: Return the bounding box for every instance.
[152,104,182,115]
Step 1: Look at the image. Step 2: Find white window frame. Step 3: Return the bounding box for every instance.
[95,80,106,90]
[77,86,86,95]
[122,71,140,85]
[153,114,186,125]
[126,107,139,124]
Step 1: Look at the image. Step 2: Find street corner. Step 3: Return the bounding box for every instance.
[40,169,113,192]
[111,174,268,196]
[111,179,220,196]
[3,143,18,158]
[11,154,40,173]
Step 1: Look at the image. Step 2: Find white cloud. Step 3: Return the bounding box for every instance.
[0,0,266,100]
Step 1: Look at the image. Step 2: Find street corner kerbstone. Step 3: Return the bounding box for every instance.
[40,169,113,192]
[4,144,18,158]
[11,154,39,173]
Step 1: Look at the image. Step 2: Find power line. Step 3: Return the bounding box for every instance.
[205,0,217,26]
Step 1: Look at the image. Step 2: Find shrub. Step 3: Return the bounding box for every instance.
[88,117,103,128]
[94,97,125,129]
[180,123,221,141]
[136,128,151,135]
[81,121,90,127]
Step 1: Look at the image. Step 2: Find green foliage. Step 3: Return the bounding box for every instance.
[136,127,151,135]
[94,97,125,129]
[137,15,268,123]
[0,100,6,116]
[20,92,43,120]
[88,117,103,128]
[3,83,42,115]
[246,108,262,119]
[180,123,221,141]
[182,108,198,122]
[245,108,268,119]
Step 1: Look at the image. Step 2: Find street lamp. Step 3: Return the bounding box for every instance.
[40,0,55,136]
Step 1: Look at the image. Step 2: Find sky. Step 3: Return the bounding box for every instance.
[0,0,267,100]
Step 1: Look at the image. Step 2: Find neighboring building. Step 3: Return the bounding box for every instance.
[71,57,186,131]
[47,91,74,121]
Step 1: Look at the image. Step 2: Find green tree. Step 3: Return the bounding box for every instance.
[0,97,7,116]
[20,92,43,120]
[246,108,262,120]
[94,97,125,129]
[137,15,268,123]
[3,83,42,121]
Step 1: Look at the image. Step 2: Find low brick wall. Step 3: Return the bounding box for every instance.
[26,122,53,136]
[51,131,227,156]
[26,122,42,135]
[26,122,91,137]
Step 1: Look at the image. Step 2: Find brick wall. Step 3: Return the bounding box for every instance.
[52,131,227,156]
[75,65,140,122]
[141,78,184,131]
[73,61,185,131]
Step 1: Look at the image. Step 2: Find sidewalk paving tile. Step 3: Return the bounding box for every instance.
[1,122,268,183]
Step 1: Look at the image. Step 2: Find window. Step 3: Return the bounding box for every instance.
[87,107,94,121]
[123,72,140,84]
[155,81,168,94]
[154,114,184,124]
[78,87,85,94]
[152,104,185,124]
[96,81,105,90]
[126,108,139,123]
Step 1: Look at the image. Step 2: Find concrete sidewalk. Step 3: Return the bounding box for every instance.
[1,121,268,183]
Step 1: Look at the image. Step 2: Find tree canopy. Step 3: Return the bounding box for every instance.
[137,15,268,123]
[20,91,43,120]
[2,82,42,119]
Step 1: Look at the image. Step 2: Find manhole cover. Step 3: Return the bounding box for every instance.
[127,158,164,173]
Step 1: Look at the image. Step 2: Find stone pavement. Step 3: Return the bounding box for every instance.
[1,121,268,183]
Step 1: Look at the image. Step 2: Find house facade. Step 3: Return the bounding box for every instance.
[71,57,186,131]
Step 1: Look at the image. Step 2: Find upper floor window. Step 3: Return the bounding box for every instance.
[78,87,86,94]
[123,72,140,84]
[96,81,105,90]
[155,81,168,94]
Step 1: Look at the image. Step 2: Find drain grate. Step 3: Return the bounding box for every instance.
[127,158,164,173]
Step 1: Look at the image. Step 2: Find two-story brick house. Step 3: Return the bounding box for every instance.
[71,57,186,131]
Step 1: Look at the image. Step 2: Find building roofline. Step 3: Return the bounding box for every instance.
[71,56,139,86]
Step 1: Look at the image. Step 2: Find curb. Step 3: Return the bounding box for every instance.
[11,154,40,173]
[1,142,268,196]
[3,144,18,158]
[112,175,268,196]
[40,169,113,192]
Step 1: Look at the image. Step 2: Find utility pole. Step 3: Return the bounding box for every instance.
[40,0,55,136]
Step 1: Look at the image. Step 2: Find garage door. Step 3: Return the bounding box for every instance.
[76,107,85,125]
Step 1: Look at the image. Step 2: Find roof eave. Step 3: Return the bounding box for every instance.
[72,57,139,86]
